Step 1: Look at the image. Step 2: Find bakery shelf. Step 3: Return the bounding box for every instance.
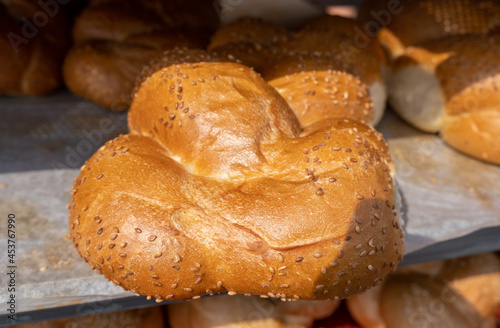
[1,91,499,326]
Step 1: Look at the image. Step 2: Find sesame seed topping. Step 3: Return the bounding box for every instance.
[135,228,142,233]
[184,288,193,292]
[269,266,275,274]
[368,238,375,247]
[295,257,304,262]
[368,265,374,270]
[148,235,157,242]
[228,291,237,296]
[217,281,223,288]
[280,284,290,288]
[278,253,284,262]
[312,252,322,258]
[96,174,103,180]
[330,261,338,267]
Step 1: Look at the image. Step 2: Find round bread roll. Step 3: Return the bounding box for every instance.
[358,0,500,59]
[260,54,375,126]
[0,0,69,96]
[10,306,164,328]
[207,17,289,51]
[346,253,500,328]
[169,294,339,328]
[63,0,218,111]
[387,33,500,164]
[69,61,404,303]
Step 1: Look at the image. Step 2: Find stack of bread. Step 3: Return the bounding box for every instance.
[358,0,500,164]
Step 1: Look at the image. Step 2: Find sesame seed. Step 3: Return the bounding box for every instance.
[278,266,287,271]
[330,261,338,267]
[312,252,322,258]
[338,250,344,258]
[118,253,126,258]
[278,253,284,262]
[280,284,290,288]
[321,266,327,274]
[228,291,237,296]
[359,250,367,257]
[96,174,103,180]
[295,257,304,262]
[154,252,162,258]
[316,188,324,196]
[368,238,375,247]
[148,235,157,242]
[269,266,275,274]
[135,228,142,233]
[217,281,223,288]
[195,278,202,284]
[315,285,325,289]
[110,234,118,240]
[173,254,181,263]
[184,288,193,292]
[355,226,361,234]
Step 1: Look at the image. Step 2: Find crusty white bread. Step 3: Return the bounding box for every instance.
[68,62,404,303]
[387,33,500,164]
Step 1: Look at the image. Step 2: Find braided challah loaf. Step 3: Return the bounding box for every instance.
[69,61,404,303]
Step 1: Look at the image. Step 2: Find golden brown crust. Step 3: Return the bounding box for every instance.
[10,307,164,328]
[261,54,374,126]
[69,62,403,303]
[358,0,500,50]
[347,253,500,328]
[442,111,500,165]
[168,294,339,328]
[133,48,229,100]
[208,17,289,51]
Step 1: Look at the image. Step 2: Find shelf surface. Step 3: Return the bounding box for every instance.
[1,92,499,326]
